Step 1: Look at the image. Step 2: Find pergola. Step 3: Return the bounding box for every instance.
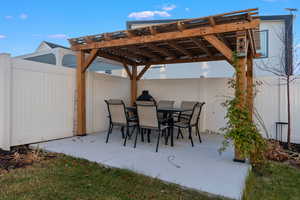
[69,8,261,138]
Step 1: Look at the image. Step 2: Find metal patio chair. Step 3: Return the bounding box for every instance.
[135,101,169,152]
[157,100,175,123]
[105,99,137,146]
[174,102,205,146]
[175,101,199,139]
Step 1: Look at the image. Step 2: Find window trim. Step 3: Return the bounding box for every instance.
[256,29,269,59]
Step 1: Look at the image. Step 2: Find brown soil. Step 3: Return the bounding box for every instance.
[265,139,300,168]
[0,145,56,173]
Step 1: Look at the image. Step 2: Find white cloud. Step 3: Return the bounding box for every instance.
[19,13,28,20]
[0,35,7,39]
[4,16,13,20]
[128,10,170,19]
[48,34,68,39]
[185,7,190,12]
[162,4,176,11]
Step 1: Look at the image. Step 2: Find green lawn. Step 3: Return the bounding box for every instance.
[243,162,300,200]
[0,154,226,200]
[1,155,300,200]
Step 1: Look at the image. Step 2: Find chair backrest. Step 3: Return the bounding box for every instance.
[105,99,127,125]
[180,101,198,115]
[189,102,205,125]
[158,100,175,109]
[136,101,159,128]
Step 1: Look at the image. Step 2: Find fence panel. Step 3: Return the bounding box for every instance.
[10,59,75,146]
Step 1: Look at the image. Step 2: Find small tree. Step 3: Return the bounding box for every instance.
[256,15,299,147]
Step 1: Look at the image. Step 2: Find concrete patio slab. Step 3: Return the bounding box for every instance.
[31,131,250,200]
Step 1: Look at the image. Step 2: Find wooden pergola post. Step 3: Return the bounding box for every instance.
[76,51,86,136]
[131,65,138,105]
[246,55,254,121]
[76,49,100,136]
[234,57,247,162]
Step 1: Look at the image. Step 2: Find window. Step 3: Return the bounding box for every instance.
[257,30,269,58]
[25,53,56,65]
[151,64,166,72]
[105,70,112,74]
[62,54,77,68]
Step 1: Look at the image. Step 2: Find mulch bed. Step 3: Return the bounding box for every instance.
[265,139,300,168]
[0,145,56,174]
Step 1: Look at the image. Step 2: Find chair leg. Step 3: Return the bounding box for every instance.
[165,128,169,145]
[134,128,140,148]
[179,128,184,139]
[196,125,202,143]
[123,126,130,146]
[177,128,184,139]
[121,126,125,139]
[129,126,135,139]
[141,129,145,142]
[106,124,113,143]
[188,126,194,147]
[148,129,151,139]
[147,131,151,143]
[156,130,161,152]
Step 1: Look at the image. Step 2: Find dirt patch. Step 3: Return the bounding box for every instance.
[0,145,56,173]
[265,139,300,168]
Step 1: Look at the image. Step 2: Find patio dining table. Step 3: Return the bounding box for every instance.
[126,106,192,147]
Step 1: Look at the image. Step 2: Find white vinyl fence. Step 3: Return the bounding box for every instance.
[0,53,299,150]
[139,77,300,143]
[0,54,130,150]
[85,72,130,133]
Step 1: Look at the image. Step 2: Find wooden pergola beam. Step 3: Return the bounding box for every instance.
[146,43,175,58]
[122,63,132,79]
[247,29,257,57]
[126,46,161,60]
[177,21,186,31]
[167,41,193,57]
[97,50,139,66]
[125,30,136,38]
[71,19,259,51]
[141,55,227,65]
[208,16,231,48]
[82,49,99,72]
[203,34,233,62]
[149,26,158,35]
[110,48,146,61]
[137,64,152,80]
[190,38,213,57]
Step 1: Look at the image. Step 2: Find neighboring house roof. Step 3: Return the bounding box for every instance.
[15,41,123,72]
[43,41,70,50]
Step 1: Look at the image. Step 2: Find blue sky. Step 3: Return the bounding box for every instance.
[0,0,299,56]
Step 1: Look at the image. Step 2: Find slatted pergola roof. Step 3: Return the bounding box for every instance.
[69,8,260,145]
[69,8,260,67]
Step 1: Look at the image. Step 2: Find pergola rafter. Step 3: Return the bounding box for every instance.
[69,8,260,163]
